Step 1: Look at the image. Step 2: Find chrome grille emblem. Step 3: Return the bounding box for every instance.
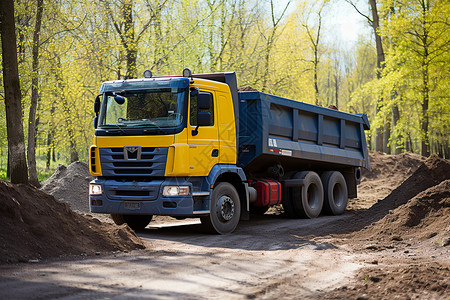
[124,146,141,160]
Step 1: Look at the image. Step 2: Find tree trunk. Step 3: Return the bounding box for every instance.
[375,112,384,152]
[153,4,165,70]
[45,102,56,170]
[70,140,79,162]
[27,0,44,187]
[384,119,391,154]
[444,139,449,159]
[123,0,137,79]
[0,0,29,184]
[421,77,429,156]
[334,73,339,109]
[369,0,385,152]
[52,143,56,162]
[313,58,319,105]
[420,5,430,157]
[46,130,53,170]
[392,103,402,154]
[7,149,10,178]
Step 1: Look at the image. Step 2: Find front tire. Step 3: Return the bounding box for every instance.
[111,214,153,231]
[201,182,241,234]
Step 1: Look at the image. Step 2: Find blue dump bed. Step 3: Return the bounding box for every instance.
[237,91,370,176]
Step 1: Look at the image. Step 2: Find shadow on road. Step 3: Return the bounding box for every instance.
[137,213,347,251]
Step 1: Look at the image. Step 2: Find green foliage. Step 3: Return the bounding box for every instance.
[1,0,449,175]
[345,0,449,154]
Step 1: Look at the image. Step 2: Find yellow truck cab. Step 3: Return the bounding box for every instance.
[90,71,248,234]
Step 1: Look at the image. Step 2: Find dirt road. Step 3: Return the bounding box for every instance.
[0,215,368,299]
[1,152,448,299]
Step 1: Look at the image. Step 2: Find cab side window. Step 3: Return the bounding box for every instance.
[190,92,214,126]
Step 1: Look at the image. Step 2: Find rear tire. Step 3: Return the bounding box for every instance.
[201,182,241,234]
[292,171,324,218]
[111,214,153,231]
[321,171,348,215]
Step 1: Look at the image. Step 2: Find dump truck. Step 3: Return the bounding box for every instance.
[89,69,370,234]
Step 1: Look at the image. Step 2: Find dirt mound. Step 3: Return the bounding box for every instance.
[238,86,258,91]
[325,156,450,299]
[325,261,449,300]
[366,155,449,218]
[362,151,425,180]
[40,161,93,213]
[0,180,144,264]
[349,151,425,210]
[362,179,450,241]
[330,155,450,237]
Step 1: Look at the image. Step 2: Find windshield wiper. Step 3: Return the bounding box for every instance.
[133,121,162,130]
[132,122,167,134]
[104,123,126,135]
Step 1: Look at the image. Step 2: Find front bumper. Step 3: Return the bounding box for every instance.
[89,177,210,216]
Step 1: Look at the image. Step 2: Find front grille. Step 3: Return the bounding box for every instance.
[104,182,160,201]
[113,162,154,168]
[99,147,168,177]
[115,190,150,197]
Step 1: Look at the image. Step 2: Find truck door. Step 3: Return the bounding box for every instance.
[187,90,219,176]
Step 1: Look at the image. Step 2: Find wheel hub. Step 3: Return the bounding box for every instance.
[216,195,235,221]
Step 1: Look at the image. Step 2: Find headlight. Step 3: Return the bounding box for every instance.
[163,185,190,196]
[89,184,103,195]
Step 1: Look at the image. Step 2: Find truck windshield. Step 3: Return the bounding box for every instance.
[98,88,185,129]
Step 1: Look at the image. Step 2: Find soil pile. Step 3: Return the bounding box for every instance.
[41,161,93,213]
[362,151,425,181]
[364,155,449,220]
[0,180,144,264]
[350,151,425,210]
[331,155,450,236]
[325,261,449,300]
[361,179,450,242]
[326,156,450,299]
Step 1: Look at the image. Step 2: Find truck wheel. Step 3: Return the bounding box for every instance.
[292,171,323,218]
[111,214,152,231]
[201,182,241,234]
[321,171,348,215]
[111,213,125,225]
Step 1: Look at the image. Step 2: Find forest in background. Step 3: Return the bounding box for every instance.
[0,0,449,184]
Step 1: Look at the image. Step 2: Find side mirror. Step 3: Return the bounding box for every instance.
[197,112,211,126]
[94,115,98,129]
[94,95,101,113]
[197,92,211,110]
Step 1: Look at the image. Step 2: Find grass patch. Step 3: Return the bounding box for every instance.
[0,169,6,181]
[0,156,73,182]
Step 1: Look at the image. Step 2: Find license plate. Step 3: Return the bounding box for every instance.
[124,202,141,210]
